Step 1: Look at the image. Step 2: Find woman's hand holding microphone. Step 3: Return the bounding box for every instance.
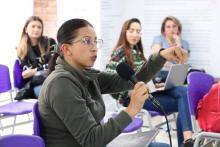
[124,82,149,117]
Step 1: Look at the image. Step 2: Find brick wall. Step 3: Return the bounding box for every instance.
[34,0,57,39]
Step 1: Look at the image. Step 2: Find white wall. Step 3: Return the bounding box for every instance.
[211,0,220,77]
[1,0,220,77]
[0,0,33,76]
[100,0,220,77]
[57,0,101,69]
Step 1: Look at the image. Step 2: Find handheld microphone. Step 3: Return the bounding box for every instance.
[116,62,161,108]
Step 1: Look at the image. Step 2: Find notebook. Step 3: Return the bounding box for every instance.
[148,64,190,93]
[107,129,159,147]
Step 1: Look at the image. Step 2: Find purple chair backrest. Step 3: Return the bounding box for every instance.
[33,102,41,136]
[0,64,12,93]
[187,72,214,116]
[13,59,24,89]
[0,134,45,147]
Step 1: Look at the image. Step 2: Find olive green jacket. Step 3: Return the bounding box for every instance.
[38,52,166,147]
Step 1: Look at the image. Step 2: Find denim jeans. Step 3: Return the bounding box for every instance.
[143,86,192,147]
[33,85,42,98]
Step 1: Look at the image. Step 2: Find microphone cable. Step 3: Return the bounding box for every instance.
[129,81,173,147]
[148,94,173,147]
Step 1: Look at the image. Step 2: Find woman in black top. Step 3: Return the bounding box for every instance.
[16,16,56,98]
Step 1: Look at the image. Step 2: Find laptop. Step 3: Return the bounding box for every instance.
[148,64,190,93]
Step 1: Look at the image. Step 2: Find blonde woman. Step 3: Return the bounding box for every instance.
[16,16,56,98]
[151,16,189,80]
[151,16,193,146]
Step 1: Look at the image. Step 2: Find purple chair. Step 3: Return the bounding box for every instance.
[106,110,174,133]
[123,110,163,132]
[187,71,220,146]
[123,117,143,133]
[103,109,144,133]
[33,102,41,136]
[0,134,45,147]
[0,64,35,134]
[187,71,214,116]
[115,99,176,131]
[147,110,176,129]
[13,59,24,89]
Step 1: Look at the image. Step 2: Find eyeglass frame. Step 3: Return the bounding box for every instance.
[70,36,103,50]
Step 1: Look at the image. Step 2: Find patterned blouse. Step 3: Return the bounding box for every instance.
[106,47,146,100]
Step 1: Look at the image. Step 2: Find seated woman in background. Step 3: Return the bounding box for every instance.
[151,16,190,83]
[38,18,185,147]
[16,16,56,99]
[106,18,193,147]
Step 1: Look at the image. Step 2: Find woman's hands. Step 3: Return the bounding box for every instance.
[124,82,149,117]
[172,34,181,47]
[22,68,37,79]
[160,46,187,64]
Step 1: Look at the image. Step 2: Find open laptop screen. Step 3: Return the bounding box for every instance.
[148,64,190,92]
